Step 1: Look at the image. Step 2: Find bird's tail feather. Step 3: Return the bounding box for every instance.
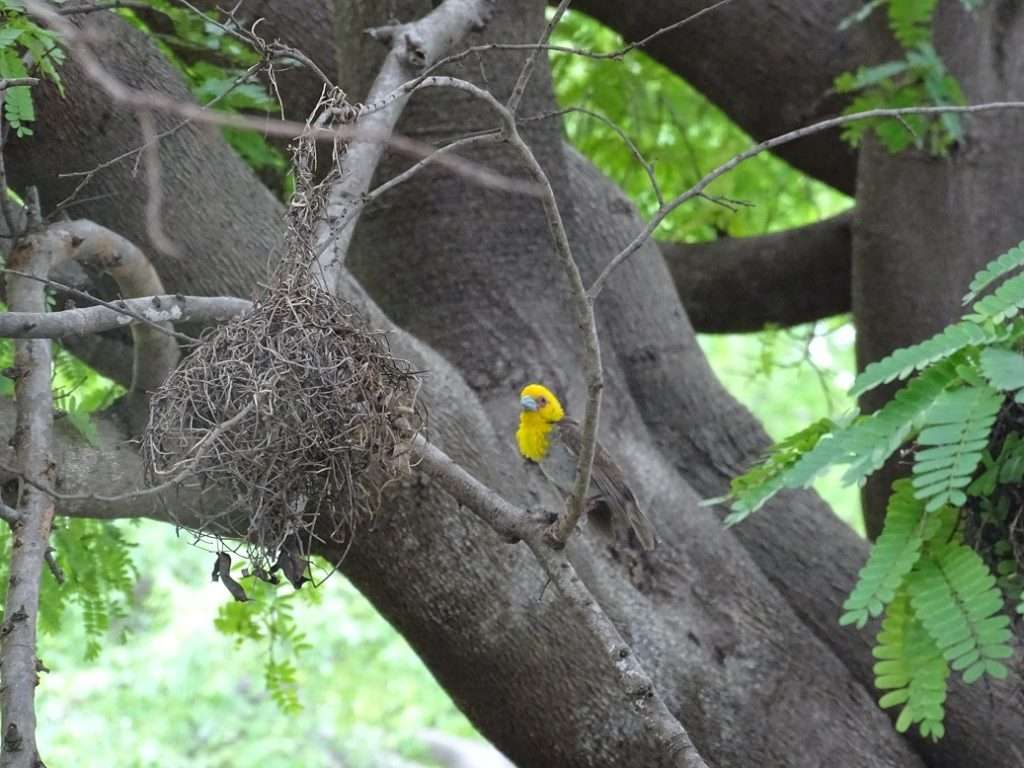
[626,501,657,551]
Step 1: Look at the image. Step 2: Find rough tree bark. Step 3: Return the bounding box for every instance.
[2,1,1022,767]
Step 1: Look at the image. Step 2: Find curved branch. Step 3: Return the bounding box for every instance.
[662,211,853,333]
[24,220,179,427]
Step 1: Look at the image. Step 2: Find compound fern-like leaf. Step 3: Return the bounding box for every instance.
[839,358,961,486]
[969,271,1024,324]
[887,0,937,47]
[964,241,1024,304]
[911,384,1003,511]
[841,481,926,628]
[728,359,960,519]
[851,322,989,397]
[874,589,949,740]
[979,347,1024,402]
[723,418,836,524]
[908,544,1013,684]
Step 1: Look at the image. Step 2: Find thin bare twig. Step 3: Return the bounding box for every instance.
[56,1,150,14]
[137,110,182,258]
[310,131,506,268]
[363,132,503,205]
[24,0,534,210]
[522,106,663,206]
[406,74,602,549]
[1,269,196,344]
[506,0,571,115]
[587,100,1024,299]
[0,78,40,90]
[56,58,264,213]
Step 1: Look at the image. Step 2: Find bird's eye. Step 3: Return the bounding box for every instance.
[537,397,546,406]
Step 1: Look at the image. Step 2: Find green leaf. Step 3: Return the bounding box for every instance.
[888,0,938,47]
[851,322,989,397]
[728,358,960,518]
[873,589,949,740]
[911,384,1003,510]
[958,239,1024,305]
[979,347,1024,393]
[841,481,926,628]
[908,543,1014,687]
[969,271,1024,324]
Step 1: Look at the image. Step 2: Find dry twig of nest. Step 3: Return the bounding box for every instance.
[143,90,425,579]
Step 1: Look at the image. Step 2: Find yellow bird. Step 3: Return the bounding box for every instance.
[516,383,657,550]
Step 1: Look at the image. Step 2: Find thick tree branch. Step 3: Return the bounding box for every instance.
[1,226,56,768]
[661,211,854,333]
[0,294,251,338]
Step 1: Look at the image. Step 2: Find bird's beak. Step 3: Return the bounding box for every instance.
[520,395,539,411]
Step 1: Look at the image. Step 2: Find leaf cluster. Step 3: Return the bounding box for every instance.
[117,1,288,189]
[0,0,65,137]
[726,240,1024,738]
[214,572,315,714]
[834,0,987,155]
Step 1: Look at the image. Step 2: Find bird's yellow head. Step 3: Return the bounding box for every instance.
[517,384,564,462]
[519,383,565,423]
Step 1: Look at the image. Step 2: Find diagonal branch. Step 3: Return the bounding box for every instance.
[313,0,495,291]
[505,0,570,115]
[588,101,1024,300]
[414,437,708,768]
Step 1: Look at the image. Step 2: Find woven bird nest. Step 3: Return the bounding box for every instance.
[142,91,425,577]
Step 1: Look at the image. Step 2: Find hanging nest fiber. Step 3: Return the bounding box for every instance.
[142,90,425,576]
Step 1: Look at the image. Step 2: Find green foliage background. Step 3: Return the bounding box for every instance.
[4,5,862,767]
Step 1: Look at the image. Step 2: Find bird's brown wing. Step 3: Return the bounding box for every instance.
[555,419,657,550]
